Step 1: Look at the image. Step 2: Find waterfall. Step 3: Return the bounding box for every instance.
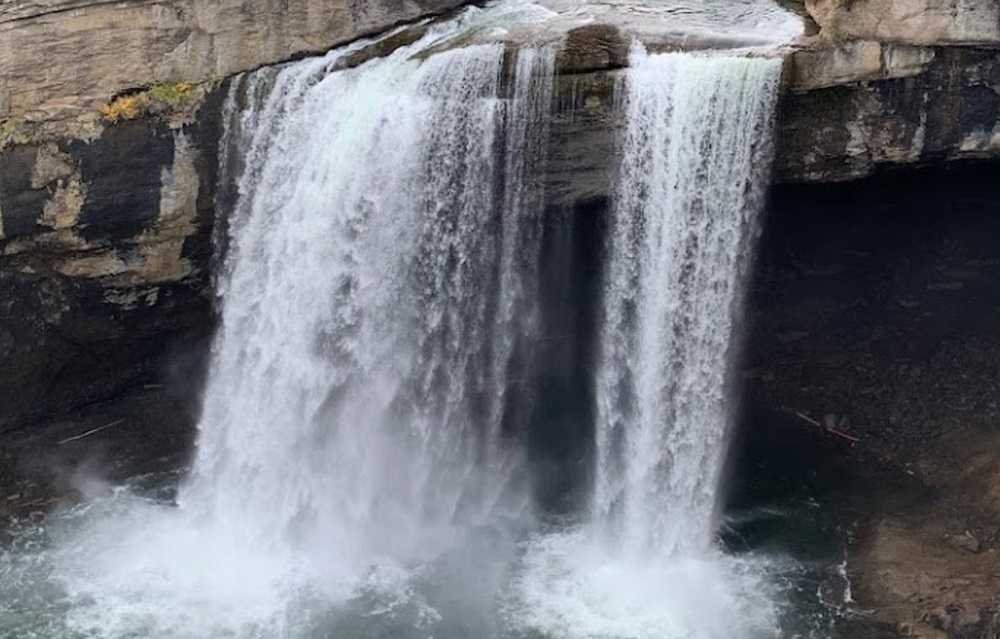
[510,46,785,639]
[187,35,555,566]
[2,4,806,636]
[21,14,560,638]
[593,47,783,558]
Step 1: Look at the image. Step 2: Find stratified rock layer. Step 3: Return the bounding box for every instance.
[0,0,468,432]
[778,45,1000,181]
[0,0,467,139]
[0,98,223,431]
[1,1,999,426]
[805,0,1000,46]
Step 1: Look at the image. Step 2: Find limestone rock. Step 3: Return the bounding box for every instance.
[789,40,936,91]
[0,0,468,138]
[776,47,1000,182]
[3,0,1000,433]
[805,0,1000,46]
[0,94,224,431]
[853,518,1000,637]
[556,24,629,74]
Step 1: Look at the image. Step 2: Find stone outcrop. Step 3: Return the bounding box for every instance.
[777,44,1000,181]
[773,0,1000,181]
[2,1,1000,420]
[0,95,223,431]
[0,0,472,433]
[0,0,467,141]
[805,0,1000,46]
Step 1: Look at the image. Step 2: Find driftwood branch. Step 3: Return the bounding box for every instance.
[57,419,125,445]
[794,411,860,445]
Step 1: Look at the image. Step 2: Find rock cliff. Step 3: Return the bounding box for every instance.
[0,0,466,431]
[805,0,1000,46]
[1,0,999,429]
[2,3,999,637]
[780,0,1000,181]
[0,0,467,141]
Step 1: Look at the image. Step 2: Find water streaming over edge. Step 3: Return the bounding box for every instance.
[1,7,559,635]
[593,47,783,558]
[0,3,831,638]
[506,46,787,639]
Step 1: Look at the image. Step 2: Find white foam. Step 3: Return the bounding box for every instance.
[507,528,782,639]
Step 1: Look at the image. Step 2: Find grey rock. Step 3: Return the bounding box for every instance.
[945,531,982,554]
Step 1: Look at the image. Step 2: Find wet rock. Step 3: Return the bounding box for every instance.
[777,47,1000,182]
[853,519,1000,637]
[0,92,224,432]
[788,41,936,91]
[556,24,629,74]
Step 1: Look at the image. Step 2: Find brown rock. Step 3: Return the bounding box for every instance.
[853,518,1000,636]
[805,0,1000,46]
[556,24,629,74]
[0,0,469,138]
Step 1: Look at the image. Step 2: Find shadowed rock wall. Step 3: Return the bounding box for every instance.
[0,0,467,433]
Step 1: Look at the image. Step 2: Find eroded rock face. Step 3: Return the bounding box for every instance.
[0,0,467,139]
[0,95,223,432]
[805,0,1000,46]
[778,46,1000,182]
[751,167,1000,638]
[1,1,999,426]
[0,0,476,432]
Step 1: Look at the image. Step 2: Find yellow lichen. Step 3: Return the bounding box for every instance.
[98,82,198,124]
[0,118,32,151]
[99,93,151,123]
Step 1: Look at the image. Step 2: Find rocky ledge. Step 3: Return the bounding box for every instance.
[2,0,998,425]
[0,0,469,431]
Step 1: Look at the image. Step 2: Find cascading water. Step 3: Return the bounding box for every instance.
[187,38,554,565]
[593,47,783,559]
[1,3,820,638]
[509,46,786,639]
[0,10,559,637]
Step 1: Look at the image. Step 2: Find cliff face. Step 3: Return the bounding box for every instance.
[1,0,999,434]
[0,0,466,431]
[779,0,1000,181]
[805,0,1000,46]
[0,0,466,141]
[0,99,223,430]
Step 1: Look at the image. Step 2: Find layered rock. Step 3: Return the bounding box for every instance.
[0,0,467,433]
[771,0,1000,181]
[805,0,1000,46]
[778,44,1000,181]
[2,1,1000,421]
[0,0,467,143]
[0,97,223,431]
